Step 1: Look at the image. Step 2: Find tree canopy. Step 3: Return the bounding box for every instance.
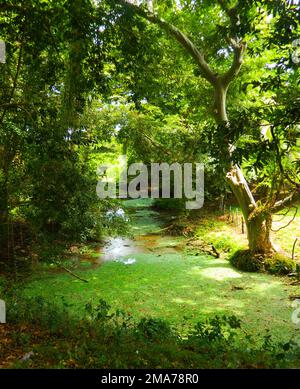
[0,0,299,261]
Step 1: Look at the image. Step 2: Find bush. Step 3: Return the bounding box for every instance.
[230,250,264,272]
[213,235,239,253]
[136,318,174,341]
[230,250,296,275]
[153,198,186,211]
[264,254,296,275]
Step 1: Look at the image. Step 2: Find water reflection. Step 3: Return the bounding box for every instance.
[100,234,182,261]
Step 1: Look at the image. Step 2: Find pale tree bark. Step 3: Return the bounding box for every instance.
[226,166,275,253]
[117,0,276,254]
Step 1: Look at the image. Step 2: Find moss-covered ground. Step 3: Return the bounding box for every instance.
[21,199,300,344]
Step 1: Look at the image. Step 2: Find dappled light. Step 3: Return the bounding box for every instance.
[0,0,300,372]
[195,266,243,281]
[22,201,300,345]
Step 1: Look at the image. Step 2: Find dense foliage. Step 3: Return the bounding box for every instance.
[1,0,299,267]
[3,294,299,368]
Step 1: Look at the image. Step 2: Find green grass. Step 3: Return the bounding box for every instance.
[14,199,300,347]
[23,251,300,343]
[5,292,297,369]
[192,204,300,259]
[272,204,300,256]
[194,216,247,253]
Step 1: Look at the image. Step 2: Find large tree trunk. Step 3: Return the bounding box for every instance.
[214,85,274,254]
[116,1,275,255]
[247,216,273,253]
[226,165,274,254]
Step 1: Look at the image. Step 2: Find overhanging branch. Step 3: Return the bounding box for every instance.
[271,192,296,213]
[117,0,218,85]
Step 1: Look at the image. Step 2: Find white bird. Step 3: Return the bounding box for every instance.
[121,258,136,265]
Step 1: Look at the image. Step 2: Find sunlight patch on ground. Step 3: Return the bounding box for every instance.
[23,199,300,343]
[189,266,242,281]
[250,281,283,293]
[172,297,198,306]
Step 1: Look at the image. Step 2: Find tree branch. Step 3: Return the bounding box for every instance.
[271,206,298,232]
[0,102,31,118]
[217,0,240,24]
[140,129,172,156]
[117,0,218,85]
[216,1,247,87]
[221,39,247,87]
[271,192,296,212]
[226,165,257,221]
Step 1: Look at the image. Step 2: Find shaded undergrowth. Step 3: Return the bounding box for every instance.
[2,295,300,369]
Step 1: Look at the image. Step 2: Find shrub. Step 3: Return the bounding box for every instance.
[153,198,186,211]
[136,318,174,341]
[214,235,239,253]
[230,250,264,272]
[230,250,296,275]
[264,254,296,275]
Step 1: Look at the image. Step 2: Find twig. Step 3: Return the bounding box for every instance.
[271,206,298,232]
[211,245,220,258]
[60,265,88,283]
[292,238,299,261]
[140,129,172,156]
[273,207,291,222]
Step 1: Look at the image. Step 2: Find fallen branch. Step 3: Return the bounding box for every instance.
[211,245,220,258]
[59,264,88,283]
